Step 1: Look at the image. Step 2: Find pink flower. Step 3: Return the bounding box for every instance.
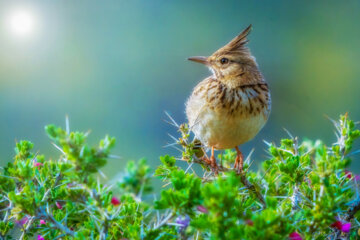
[245,219,254,226]
[111,197,120,206]
[56,202,63,209]
[331,221,342,230]
[289,232,303,240]
[340,222,351,233]
[16,216,29,226]
[331,221,351,233]
[197,205,208,214]
[344,170,352,179]
[34,162,43,167]
[37,235,45,240]
[39,219,46,225]
[344,171,360,182]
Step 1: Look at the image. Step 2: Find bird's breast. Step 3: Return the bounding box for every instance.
[186,78,271,149]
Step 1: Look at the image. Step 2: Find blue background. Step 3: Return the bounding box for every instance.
[0,1,359,175]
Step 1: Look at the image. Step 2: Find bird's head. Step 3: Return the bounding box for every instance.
[188,25,262,87]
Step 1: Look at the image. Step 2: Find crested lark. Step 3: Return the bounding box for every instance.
[185,25,271,173]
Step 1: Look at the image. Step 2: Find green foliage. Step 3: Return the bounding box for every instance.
[154,168,202,215]
[118,159,153,196]
[1,114,360,239]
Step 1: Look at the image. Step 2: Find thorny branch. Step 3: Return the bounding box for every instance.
[37,173,75,237]
[91,188,111,240]
[345,199,360,222]
[154,212,175,230]
[19,216,35,240]
[1,113,360,239]
[172,118,267,208]
[193,155,266,207]
[239,174,266,207]
[39,208,75,237]
[0,197,12,240]
[332,200,360,240]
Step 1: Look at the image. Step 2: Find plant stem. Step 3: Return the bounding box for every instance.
[42,208,75,237]
[239,174,266,207]
[193,155,267,207]
[154,212,174,230]
[345,199,360,221]
[19,216,35,240]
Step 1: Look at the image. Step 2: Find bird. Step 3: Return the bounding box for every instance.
[185,24,271,173]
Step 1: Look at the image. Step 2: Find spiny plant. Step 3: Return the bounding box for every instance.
[0,114,360,240]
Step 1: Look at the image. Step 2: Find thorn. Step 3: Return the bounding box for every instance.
[167,133,179,143]
[324,114,336,124]
[84,130,92,137]
[169,145,183,152]
[347,149,360,157]
[164,111,179,128]
[98,170,108,180]
[244,148,255,165]
[185,163,194,174]
[163,142,179,148]
[278,148,295,156]
[65,115,70,135]
[162,182,172,188]
[51,143,66,155]
[108,154,122,159]
[283,128,294,139]
[163,119,178,128]
[247,157,256,170]
[263,140,272,146]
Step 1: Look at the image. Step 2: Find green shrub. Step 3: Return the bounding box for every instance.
[1,114,360,239]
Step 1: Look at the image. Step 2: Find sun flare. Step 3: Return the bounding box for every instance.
[6,8,37,37]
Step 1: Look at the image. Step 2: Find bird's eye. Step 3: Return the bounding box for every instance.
[220,58,229,64]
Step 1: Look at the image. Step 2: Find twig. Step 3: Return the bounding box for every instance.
[331,196,360,239]
[192,157,229,172]
[345,199,360,222]
[154,212,174,230]
[19,216,35,240]
[2,196,12,222]
[192,155,266,207]
[36,173,75,237]
[239,174,266,207]
[99,218,110,240]
[41,207,75,236]
[291,186,300,210]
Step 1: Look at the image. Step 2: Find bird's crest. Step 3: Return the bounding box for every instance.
[215,24,252,55]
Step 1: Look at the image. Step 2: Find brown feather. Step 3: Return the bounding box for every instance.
[225,24,252,51]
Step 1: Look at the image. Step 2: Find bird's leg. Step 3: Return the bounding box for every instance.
[210,146,217,168]
[201,147,218,173]
[209,146,219,174]
[234,146,244,173]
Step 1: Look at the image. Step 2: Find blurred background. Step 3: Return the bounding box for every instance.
[0,0,360,176]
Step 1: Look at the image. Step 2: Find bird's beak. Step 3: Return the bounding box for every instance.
[188,56,209,65]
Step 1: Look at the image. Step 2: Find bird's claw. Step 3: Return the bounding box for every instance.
[201,155,218,174]
[234,147,244,174]
[210,155,219,174]
[234,157,242,174]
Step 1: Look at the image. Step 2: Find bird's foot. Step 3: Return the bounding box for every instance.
[209,155,219,174]
[234,147,244,174]
[201,155,218,174]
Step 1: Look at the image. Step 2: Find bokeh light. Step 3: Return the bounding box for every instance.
[6,8,37,37]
